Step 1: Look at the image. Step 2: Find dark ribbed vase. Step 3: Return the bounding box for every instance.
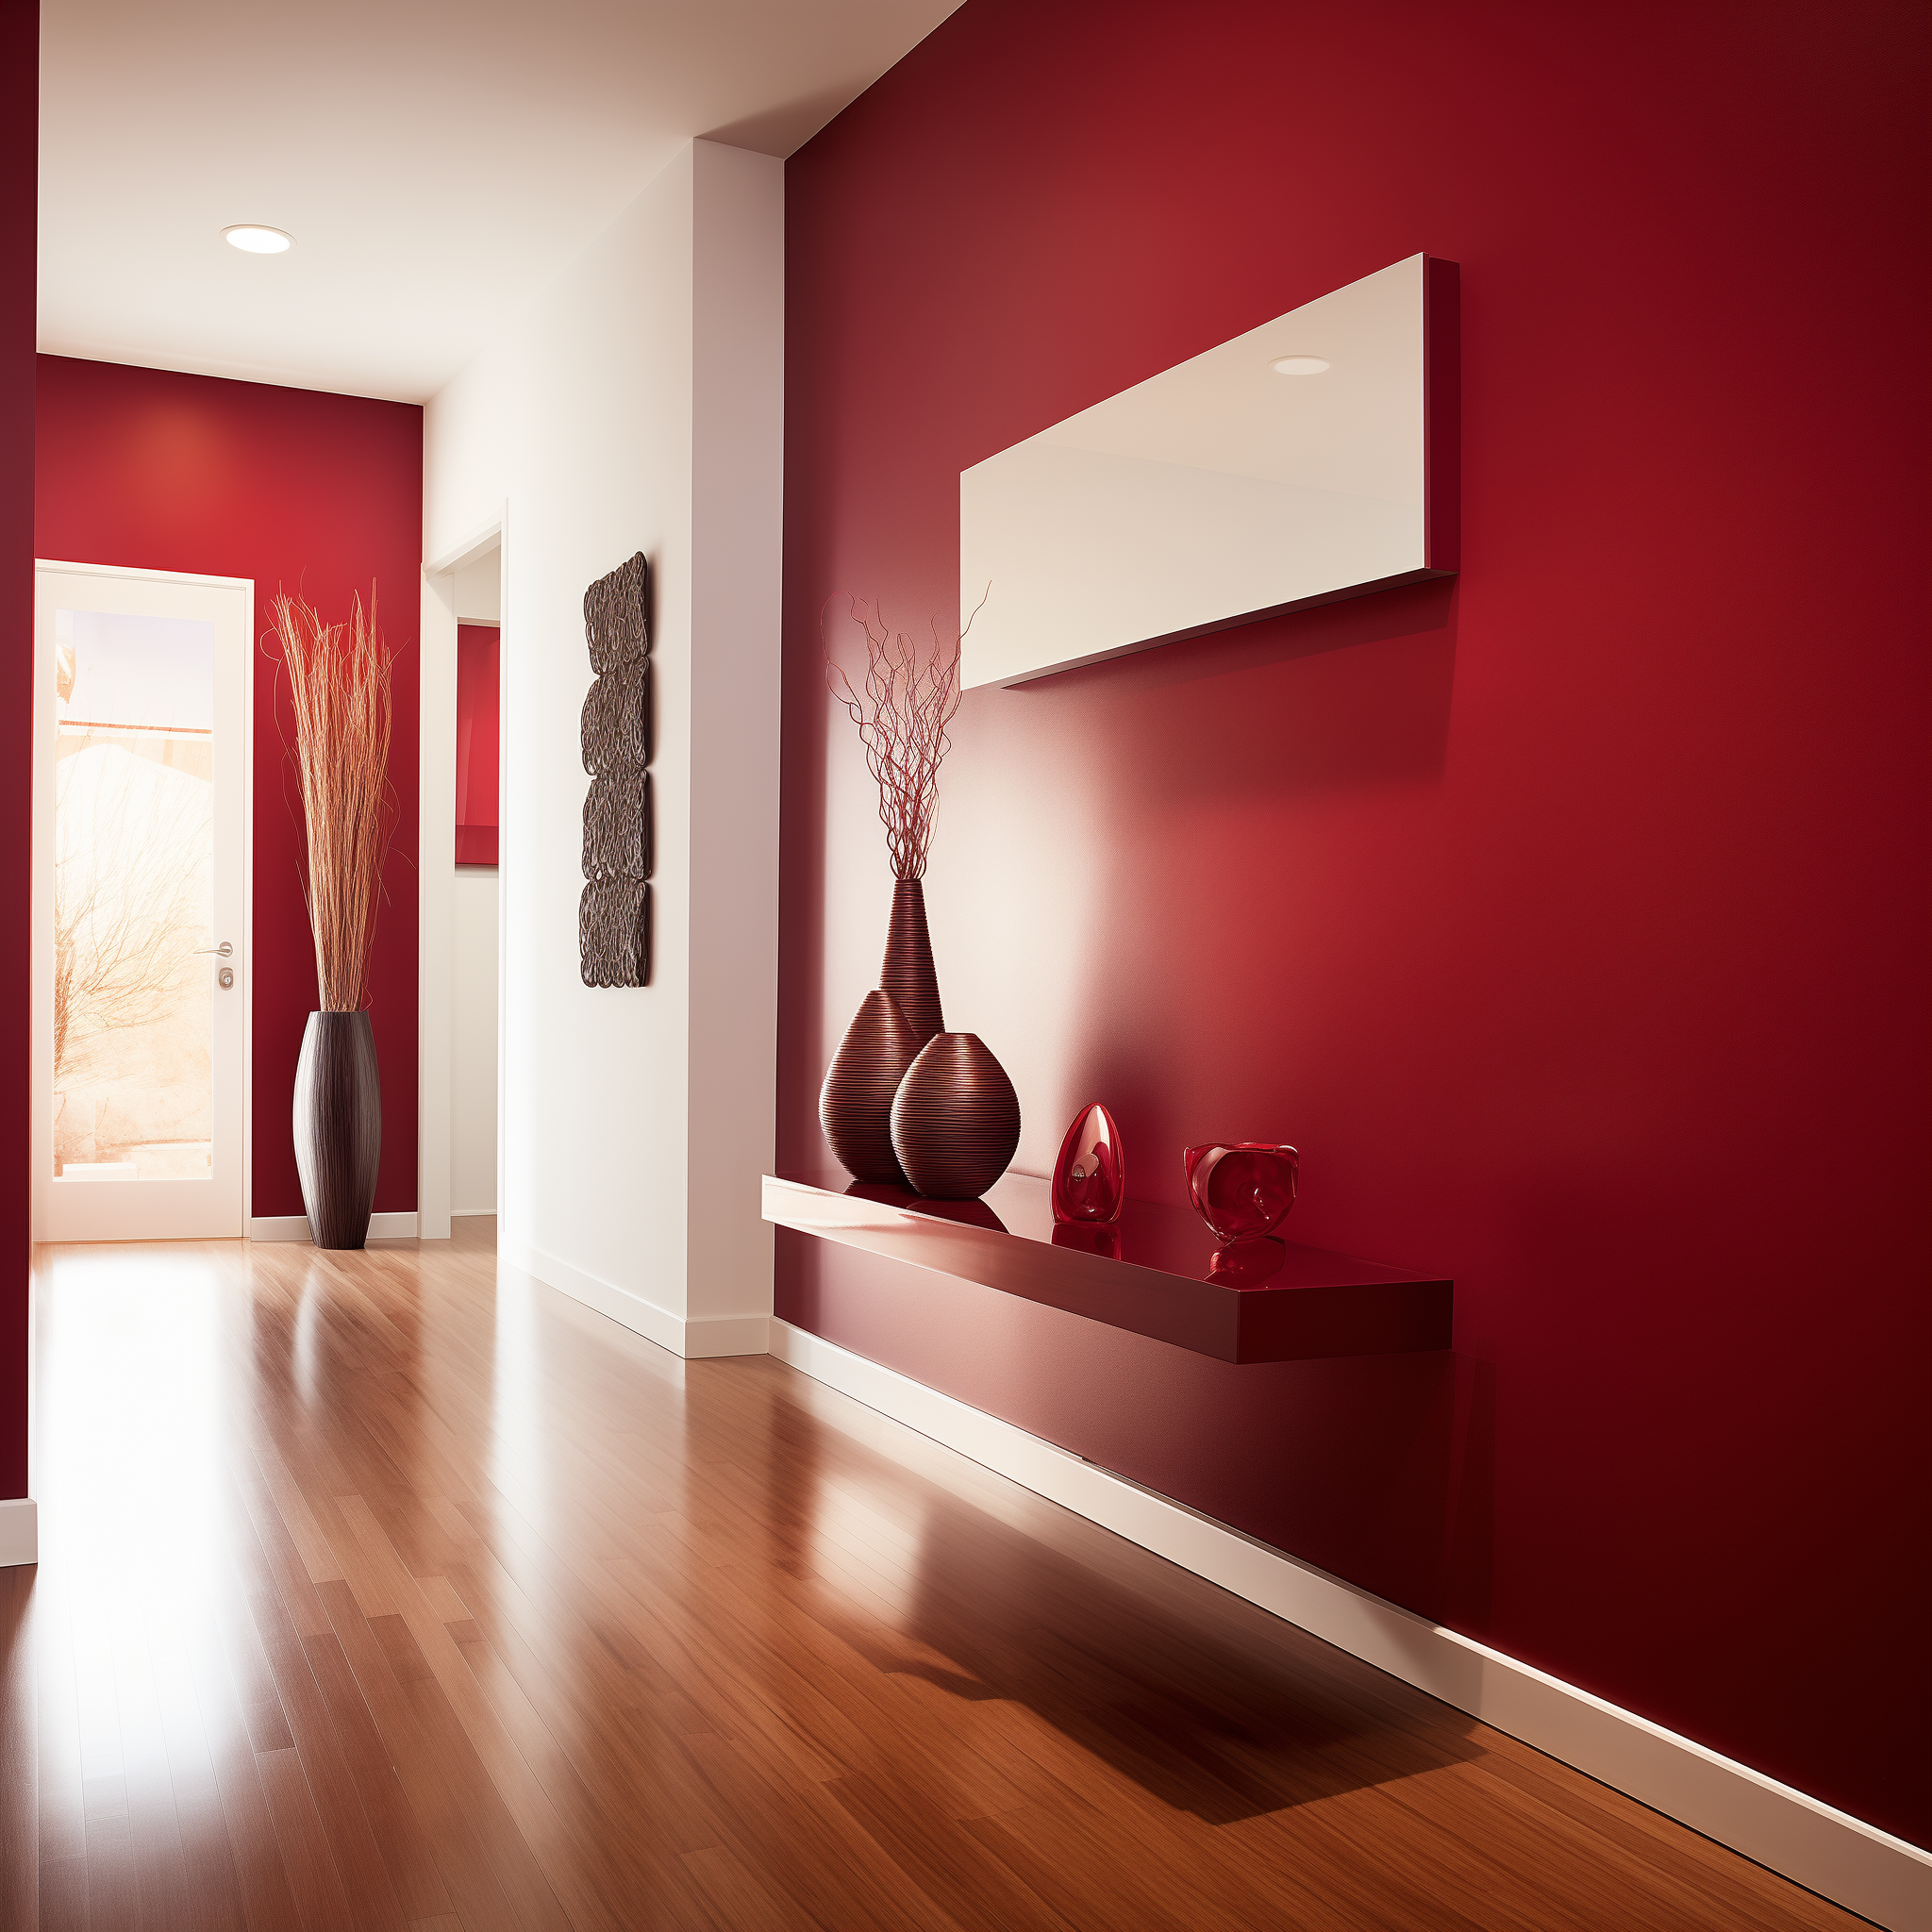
[881,877,943,1048]
[820,991,920,1185]
[292,1010,382,1250]
[890,1032,1022,1200]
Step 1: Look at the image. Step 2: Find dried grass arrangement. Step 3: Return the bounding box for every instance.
[268,590,398,1011]
[825,596,980,881]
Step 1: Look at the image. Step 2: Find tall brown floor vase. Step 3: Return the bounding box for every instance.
[292,1010,382,1249]
[881,877,944,1048]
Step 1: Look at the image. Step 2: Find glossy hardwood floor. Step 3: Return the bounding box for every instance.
[0,1221,1867,1932]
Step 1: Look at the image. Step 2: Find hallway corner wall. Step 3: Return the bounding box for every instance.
[425,138,783,1355]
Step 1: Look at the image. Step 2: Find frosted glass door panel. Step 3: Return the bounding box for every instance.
[34,565,251,1241]
[53,609,216,1182]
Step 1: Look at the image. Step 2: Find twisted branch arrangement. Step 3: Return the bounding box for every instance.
[826,597,979,880]
[269,590,397,1011]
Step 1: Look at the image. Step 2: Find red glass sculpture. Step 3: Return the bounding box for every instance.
[1185,1141,1300,1243]
[1051,1103,1125,1224]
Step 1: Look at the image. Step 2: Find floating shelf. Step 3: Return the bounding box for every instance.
[764,1171,1451,1365]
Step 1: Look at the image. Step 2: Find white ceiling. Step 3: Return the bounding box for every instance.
[38,0,959,403]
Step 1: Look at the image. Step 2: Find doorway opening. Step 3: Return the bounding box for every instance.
[31,562,253,1241]
[451,543,501,1222]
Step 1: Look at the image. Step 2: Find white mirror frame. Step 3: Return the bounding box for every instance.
[960,255,1458,691]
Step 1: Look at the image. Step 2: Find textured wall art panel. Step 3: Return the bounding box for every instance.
[583,770,651,881]
[579,552,651,986]
[581,657,649,774]
[584,551,649,674]
[579,877,650,990]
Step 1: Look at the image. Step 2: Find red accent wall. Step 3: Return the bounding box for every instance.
[456,624,500,868]
[35,358,423,1219]
[778,0,1932,1843]
[0,4,37,1502]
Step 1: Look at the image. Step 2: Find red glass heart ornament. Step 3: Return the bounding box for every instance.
[1184,1141,1300,1243]
[1051,1102,1125,1224]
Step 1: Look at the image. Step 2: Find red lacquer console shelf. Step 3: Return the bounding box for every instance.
[764,1171,1451,1365]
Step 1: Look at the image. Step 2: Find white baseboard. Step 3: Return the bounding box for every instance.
[247,1211,421,1241]
[450,1208,497,1218]
[769,1319,1929,1932]
[500,1235,769,1359]
[0,1497,38,1567]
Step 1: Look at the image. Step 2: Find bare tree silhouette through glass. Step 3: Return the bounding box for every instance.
[53,742,212,1084]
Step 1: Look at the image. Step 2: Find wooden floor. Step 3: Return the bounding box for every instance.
[0,1221,1867,1932]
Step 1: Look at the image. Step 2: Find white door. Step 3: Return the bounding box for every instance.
[32,562,252,1241]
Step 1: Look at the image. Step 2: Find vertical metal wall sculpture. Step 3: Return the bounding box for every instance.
[579,553,652,986]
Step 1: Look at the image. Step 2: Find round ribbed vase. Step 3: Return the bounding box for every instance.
[292,1010,382,1250]
[880,877,943,1049]
[820,991,920,1185]
[890,1032,1021,1200]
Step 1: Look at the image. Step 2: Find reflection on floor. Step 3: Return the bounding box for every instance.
[0,1220,1861,1930]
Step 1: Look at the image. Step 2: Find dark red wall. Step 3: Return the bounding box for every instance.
[0,4,37,1503]
[36,358,423,1219]
[778,0,1931,1843]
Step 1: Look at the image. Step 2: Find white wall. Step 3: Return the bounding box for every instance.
[423,139,783,1356]
[450,869,498,1213]
[454,551,500,624]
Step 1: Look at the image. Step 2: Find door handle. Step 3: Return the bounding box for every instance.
[194,942,234,957]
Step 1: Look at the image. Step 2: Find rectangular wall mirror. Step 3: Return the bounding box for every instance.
[959,254,1457,690]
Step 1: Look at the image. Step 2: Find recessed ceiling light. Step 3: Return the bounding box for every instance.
[1271,356,1330,375]
[223,225,292,255]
